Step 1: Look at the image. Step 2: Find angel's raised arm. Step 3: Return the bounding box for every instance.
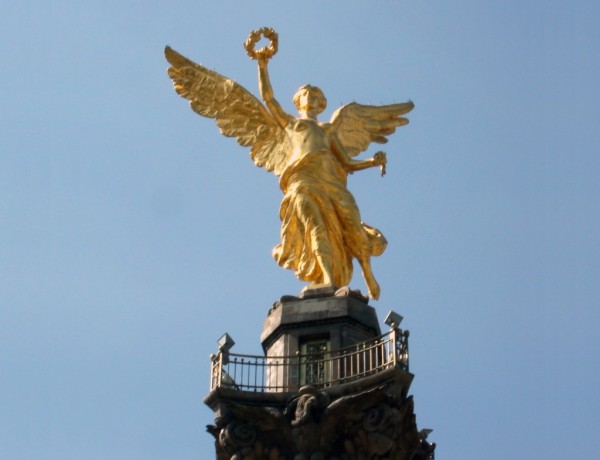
[257,58,291,129]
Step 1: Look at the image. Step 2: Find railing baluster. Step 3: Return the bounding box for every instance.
[253,356,257,391]
[209,330,409,392]
[362,344,366,377]
[232,357,237,386]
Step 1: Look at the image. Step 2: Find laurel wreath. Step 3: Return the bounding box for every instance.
[244,27,279,60]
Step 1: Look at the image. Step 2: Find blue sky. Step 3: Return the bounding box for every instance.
[1,1,599,459]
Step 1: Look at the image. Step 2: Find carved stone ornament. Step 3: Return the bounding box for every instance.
[207,377,435,460]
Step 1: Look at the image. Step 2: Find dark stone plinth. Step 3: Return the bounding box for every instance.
[204,367,435,460]
[261,288,381,356]
[204,289,435,459]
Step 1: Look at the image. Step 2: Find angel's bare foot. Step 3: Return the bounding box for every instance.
[358,257,380,300]
[367,278,380,300]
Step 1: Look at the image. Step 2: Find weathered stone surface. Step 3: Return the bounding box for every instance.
[206,292,433,459]
[262,292,381,353]
[205,367,434,460]
[258,292,385,393]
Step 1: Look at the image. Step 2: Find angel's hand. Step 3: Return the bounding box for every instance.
[373,151,387,176]
[257,56,269,69]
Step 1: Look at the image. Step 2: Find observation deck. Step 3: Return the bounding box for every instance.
[209,328,409,394]
[203,287,435,460]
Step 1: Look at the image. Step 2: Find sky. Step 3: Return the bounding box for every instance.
[1,1,599,459]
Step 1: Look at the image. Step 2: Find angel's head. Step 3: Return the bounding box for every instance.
[293,85,327,116]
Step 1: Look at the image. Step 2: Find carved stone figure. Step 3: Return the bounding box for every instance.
[285,386,330,459]
[206,374,435,459]
[165,28,413,299]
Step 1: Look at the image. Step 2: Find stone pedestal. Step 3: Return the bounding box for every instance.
[203,288,435,459]
[204,368,434,460]
[262,288,380,352]
[261,288,381,392]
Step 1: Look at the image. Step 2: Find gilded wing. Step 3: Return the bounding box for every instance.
[165,46,290,175]
[330,101,414,158]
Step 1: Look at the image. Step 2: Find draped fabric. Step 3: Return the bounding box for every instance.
[273,150,387,286]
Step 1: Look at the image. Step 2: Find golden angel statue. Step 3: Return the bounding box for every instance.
[165,28,413,300]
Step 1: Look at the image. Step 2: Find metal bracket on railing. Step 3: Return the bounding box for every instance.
[384,310,404,329]
[217,333,235,365]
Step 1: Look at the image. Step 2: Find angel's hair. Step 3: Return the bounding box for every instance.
[293,85,327,113]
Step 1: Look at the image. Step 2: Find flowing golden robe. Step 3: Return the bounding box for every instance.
[274,147,387,287]
[165,35,412,298]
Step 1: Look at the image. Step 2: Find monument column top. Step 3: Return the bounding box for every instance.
[261,289,381,351]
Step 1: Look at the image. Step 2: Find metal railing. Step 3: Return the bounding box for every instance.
[209,329,409,393]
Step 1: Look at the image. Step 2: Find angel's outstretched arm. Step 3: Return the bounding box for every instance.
[257,58,291,129]
[330,134,387,174]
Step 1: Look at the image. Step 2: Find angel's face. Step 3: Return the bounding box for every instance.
[299,91,322,111]
[293,85,327,115]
